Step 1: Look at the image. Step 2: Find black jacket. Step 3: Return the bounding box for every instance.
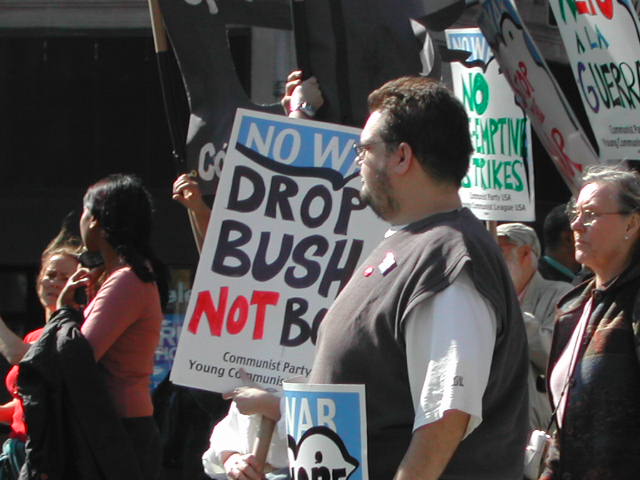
[541,258,640,480]
[17,307,143,480]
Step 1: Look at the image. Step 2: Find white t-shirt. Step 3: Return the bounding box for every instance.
[404,269,497,438]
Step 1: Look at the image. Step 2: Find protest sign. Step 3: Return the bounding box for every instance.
[170,109,387,393]
[549,0,640,162]
[446,28,535,221]
[152,268,192,389]
[157,0,465,193]
[479,0,600,193]
[284,380,368,480]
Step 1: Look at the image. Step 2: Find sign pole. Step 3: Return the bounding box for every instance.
[252,417,277,474]
[486,220,497,238]
[147,0,203,253]
[291,0,312,78]
[147,0,185,172]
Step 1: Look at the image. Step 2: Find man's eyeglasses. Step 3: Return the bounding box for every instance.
[566,203,634,227]
[353,141,386,158]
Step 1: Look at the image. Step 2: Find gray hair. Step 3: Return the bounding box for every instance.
[581,164,640,213]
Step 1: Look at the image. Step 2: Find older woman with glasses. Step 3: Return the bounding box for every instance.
[540,165,640,480]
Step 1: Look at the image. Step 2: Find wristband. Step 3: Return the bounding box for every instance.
[292,101,317,117]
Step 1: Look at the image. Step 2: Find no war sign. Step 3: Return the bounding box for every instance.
[446,28,535,221]
[284,381,368,480]
[170,110,388,393]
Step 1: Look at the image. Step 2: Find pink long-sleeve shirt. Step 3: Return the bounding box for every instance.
[82,266,162,418]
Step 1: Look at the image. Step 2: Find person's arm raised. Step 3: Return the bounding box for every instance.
[172,173,211,252]
[282,70,324,119]
[0,315,29,365]
[0,398,17,423]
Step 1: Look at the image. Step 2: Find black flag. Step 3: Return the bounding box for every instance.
[159,0,465,193]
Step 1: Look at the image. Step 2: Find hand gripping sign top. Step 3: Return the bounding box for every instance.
[158,0,466,194]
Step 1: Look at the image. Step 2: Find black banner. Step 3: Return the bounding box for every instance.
[159,0,464,193]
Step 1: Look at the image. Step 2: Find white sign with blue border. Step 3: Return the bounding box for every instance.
[284,380,368,480]
[170,109,387,394]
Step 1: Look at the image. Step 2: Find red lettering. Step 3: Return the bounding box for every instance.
[576,0,613,18]
[188,288,229,336]
[550,128,584,182]
[251,291,281,339]
[596,0,613,18]
[227,295,249,334]
[576,0,593,15]
[187,287,280,339]
[513,62,534,99]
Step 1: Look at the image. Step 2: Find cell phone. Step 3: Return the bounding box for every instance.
[73,251,103,306]
[78,251,104,269]
[74,286,88,306]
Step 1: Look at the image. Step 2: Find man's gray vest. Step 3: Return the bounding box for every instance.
[310,208,528,479]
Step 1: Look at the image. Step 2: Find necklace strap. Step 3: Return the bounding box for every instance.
[547,295,597,431]
[543,256,576,281]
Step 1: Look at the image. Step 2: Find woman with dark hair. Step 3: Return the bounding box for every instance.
[57,174,168,480]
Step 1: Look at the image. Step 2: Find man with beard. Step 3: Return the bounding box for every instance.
[227,77,529,480]
[307,77,528,479]
[496,223,571,433]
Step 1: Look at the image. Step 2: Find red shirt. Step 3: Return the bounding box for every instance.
[5,328,44,441]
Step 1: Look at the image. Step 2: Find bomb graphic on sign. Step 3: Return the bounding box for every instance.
[288,426,359,480]
[284,382,369,480]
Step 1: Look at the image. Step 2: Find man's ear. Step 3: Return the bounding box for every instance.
[520,244,533,262]
[391,142,413,175]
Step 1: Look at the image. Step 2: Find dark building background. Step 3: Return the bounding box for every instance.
[0,35,192,332]
[0,26,255,313]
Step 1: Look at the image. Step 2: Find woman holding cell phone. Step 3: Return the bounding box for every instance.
[57,173,168,480]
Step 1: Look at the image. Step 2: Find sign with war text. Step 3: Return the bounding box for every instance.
[479,0,599,193]
[446,28,535,221]
[549,0,640,162]
[170,109,387,393]
[284,380,368,480]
